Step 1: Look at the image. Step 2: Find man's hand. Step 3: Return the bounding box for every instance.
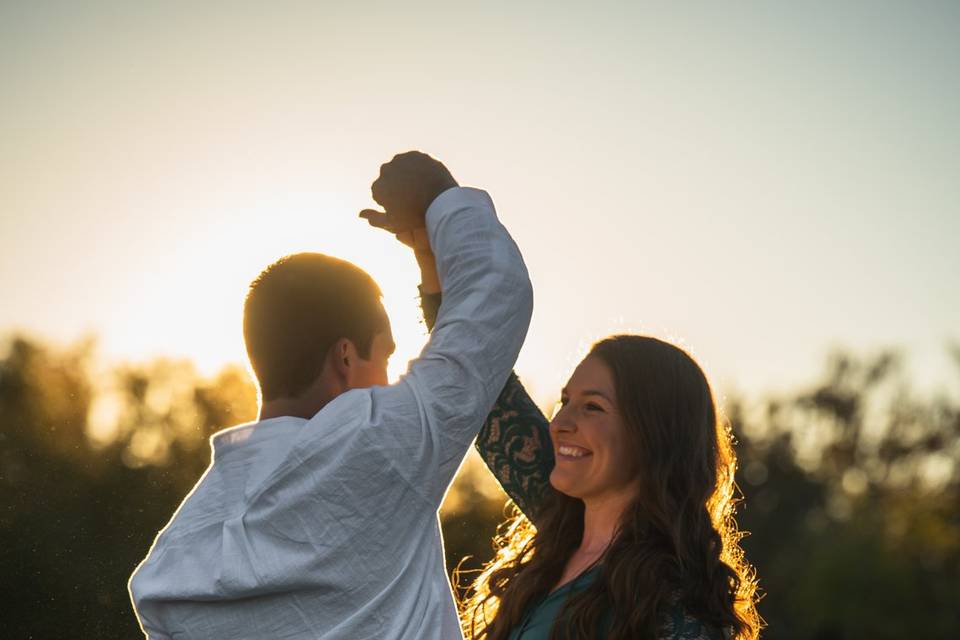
[359,151,458,235]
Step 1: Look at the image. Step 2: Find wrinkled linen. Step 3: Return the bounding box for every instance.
[129,187,533,639]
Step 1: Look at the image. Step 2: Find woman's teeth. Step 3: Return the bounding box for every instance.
[558,445,590,458]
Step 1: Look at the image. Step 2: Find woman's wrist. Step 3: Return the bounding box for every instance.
[418,272,441,294]
[415,250,441,293]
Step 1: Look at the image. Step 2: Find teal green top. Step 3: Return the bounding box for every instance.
[507,567,606,640]
[421,292,724,640]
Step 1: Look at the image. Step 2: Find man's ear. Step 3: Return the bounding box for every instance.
[329,338,353,382]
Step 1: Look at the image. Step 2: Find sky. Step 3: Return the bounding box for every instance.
[2,0,958,407]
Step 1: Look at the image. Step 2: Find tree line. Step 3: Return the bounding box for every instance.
[1,335,957,638]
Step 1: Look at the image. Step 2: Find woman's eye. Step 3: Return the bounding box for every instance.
[585,403,604,412]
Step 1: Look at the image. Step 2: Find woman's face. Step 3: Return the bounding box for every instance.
[549,355,639,503]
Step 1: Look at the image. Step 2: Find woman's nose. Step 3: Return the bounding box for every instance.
[549,407,576,433]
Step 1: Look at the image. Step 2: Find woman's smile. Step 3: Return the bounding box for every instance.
[556,443,592,459]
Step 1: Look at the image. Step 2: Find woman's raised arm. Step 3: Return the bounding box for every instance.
[420,291,554,523]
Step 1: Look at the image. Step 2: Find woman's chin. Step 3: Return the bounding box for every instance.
[549,470,585,499]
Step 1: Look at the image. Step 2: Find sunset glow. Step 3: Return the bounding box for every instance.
[2,2,957,405]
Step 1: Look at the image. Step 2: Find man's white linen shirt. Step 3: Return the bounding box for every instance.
[129,187,533,639]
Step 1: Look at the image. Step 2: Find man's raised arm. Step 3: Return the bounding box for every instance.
[361,152,533,506]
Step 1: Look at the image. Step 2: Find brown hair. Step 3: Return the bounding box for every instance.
[243,252,384,401]
[461,335,760,640]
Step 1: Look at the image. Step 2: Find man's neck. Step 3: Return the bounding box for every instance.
[259,396,327,421]
[258,374,345,421]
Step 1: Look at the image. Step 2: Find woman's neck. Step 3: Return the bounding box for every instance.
[552,491,637,592]
[579,487,637,554]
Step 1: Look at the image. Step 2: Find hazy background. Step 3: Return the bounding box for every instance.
[3,0,958,404]
[2,2,958,638]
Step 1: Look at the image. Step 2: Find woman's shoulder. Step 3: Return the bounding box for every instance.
[657,604,729,640]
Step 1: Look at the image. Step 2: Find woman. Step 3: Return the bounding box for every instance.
[393,228,760,639]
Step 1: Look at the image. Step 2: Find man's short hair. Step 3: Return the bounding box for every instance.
[243,253,385,401]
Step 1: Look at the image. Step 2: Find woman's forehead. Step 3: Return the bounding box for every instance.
[564,356,616,397]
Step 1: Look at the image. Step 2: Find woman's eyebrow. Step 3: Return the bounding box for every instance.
[564,388,614,403]
[582,390,613,402]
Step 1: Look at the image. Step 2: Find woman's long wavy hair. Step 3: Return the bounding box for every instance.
[459,335,760,640]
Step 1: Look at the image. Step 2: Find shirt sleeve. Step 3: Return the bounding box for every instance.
[475,372,554,522]
[657,605,727,640]
[420,291,554,523]
[344,187,533,507]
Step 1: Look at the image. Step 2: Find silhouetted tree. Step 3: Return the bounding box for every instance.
[731,349,959,639]
[1,335,957,638]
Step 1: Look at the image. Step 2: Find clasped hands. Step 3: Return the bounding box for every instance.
[360,151,457,293]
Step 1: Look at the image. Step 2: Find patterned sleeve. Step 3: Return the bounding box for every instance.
[420,290,555,522]
[657,606,728,640]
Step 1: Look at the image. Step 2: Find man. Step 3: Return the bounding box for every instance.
[129,152,533,639]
